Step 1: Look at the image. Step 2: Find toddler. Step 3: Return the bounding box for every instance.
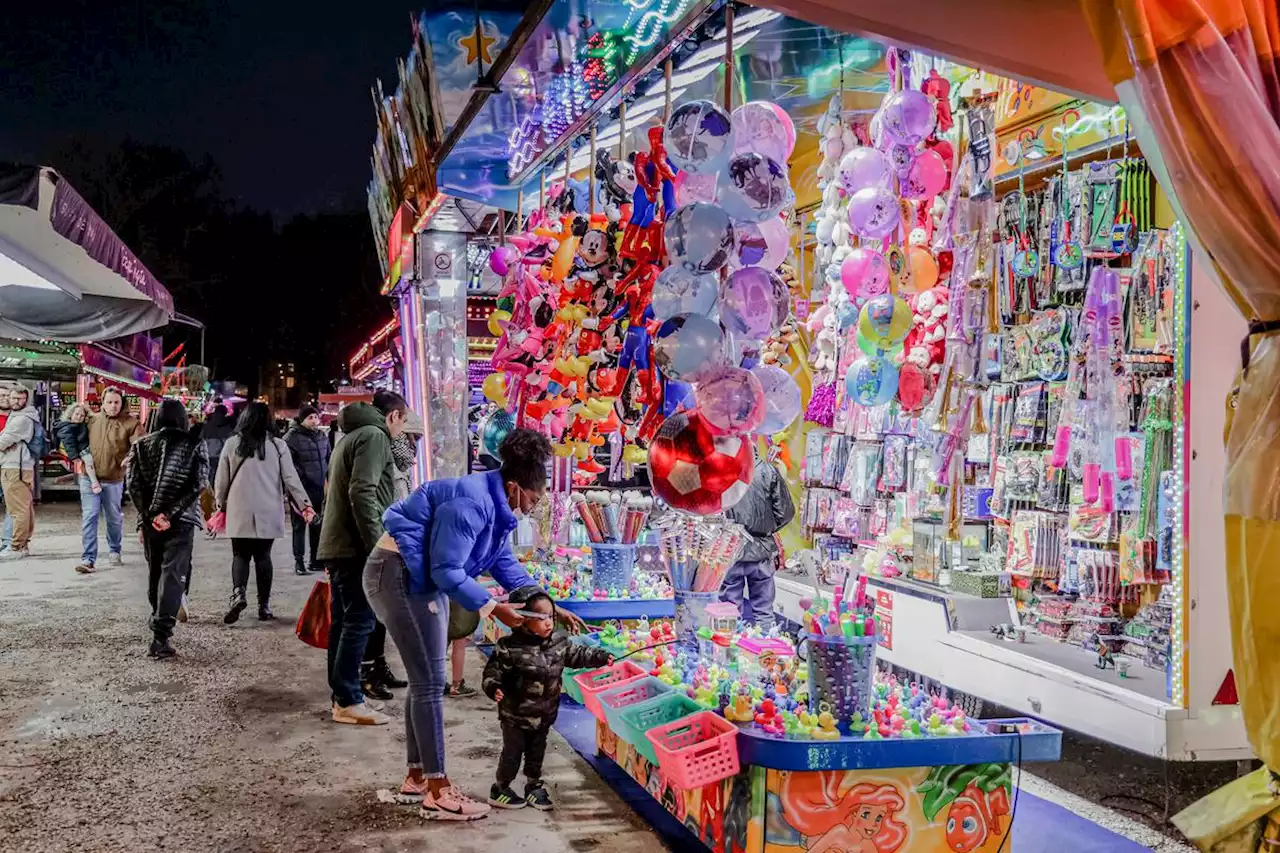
[481,587,611,811]
[56,403,100,494]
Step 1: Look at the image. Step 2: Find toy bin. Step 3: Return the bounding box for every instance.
[673,589,720,647]
[736,636,795,681]
[616,693,702,764]
[802,633,877,732]
[646,710,741,788]
[563,668,589,703]
[591,543,637,593]
[575,661,648,722]
[599,676,674,734]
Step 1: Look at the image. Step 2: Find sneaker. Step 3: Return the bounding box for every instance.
[370,658,408,689]
[294,560,308,576]
[361,665,395,701]
[420,787,490,821]
[525,783,554,811]
[177,595,190,623]
[488,783,527,810]
[107,552,123,567]
[223,588,248,625]
[331,702,390,726]
[307,562,325,573]
[75,561,96,574]
[149,637,176,659]
[3,548,29,561]
[448,680,478,699]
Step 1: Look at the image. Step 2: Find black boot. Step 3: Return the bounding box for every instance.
[149,636,176,659]
[223,587,248,625]
[294,559,307,576]
[361,663,395,701]
[258,603,275,620]
[371,657,408,689]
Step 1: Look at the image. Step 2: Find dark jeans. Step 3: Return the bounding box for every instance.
[291,489,323,565]
[365,621,386,664]
[720,558,777,631]
[146,524,195,640]
[231,538,274,606]
[328,556,376,708]
[497,722,550,788]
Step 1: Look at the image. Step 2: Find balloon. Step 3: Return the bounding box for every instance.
[648,412,753,515]
[480,409,516,459]
[675,170,718,206]
[718,153,793,223]
[751,365,802,434]
[881,89,937,145]
[665,202,735,273]
[720,267,789,340]
[905,246,939,292]
[837,147,892,194]
[902,149,948,200]
[487,309,511,337]
[731,216,788,270]
[651,265,720,321]
[489,245,517,276]
[858,293,913,349]
[695,365,765,436]
[856,331,903,357]
[839,248,890,301]
[845,356,900,406]
[665,100,734,175]
[653,313,726,381]
[847,187,900,240]
[731,101,795,163]
[887,143,915,176]
[481,372,508,405]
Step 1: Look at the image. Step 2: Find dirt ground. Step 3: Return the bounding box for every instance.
[0,503,668,853]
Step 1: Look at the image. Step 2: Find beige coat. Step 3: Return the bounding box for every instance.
[214,435,312,539]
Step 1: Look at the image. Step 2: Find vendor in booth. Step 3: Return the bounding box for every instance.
[365,427,586,820]
[722,445,795,631]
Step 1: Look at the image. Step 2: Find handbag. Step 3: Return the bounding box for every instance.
[447,598,481,642]
[207,451,249,535]
[295,578,331,649]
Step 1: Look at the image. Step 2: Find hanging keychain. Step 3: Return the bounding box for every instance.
[1054,111,1084,273]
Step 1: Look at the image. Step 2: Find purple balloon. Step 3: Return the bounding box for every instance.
[837,148,891,195]
[720,267,789,340]
[881,90,937,145]
[847,187,900,240]
[695,365,765,436]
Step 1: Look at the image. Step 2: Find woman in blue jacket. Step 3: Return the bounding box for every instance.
[364,428,582,820]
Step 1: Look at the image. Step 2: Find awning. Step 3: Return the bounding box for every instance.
[0,165,175,342]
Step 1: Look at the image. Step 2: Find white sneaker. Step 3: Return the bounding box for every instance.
[3,548,29,560]
[332,702,390,726]
[107,552,123,567]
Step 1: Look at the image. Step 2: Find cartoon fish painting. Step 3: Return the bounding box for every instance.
[945,782,1011,852]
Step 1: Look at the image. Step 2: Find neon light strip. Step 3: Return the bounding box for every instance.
[1172,221,1188,709]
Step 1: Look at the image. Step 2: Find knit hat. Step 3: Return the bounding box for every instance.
[297,405,319,423]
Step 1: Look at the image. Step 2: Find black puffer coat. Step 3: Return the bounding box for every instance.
[125,429,209,528]
[482,631,612,729]
[284,424,329,493]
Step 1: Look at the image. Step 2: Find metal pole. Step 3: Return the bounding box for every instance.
[589,126,597,216]
[723,4,734,112]
[663,58,674,124]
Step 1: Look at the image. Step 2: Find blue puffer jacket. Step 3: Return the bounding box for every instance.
[382,469,534,611]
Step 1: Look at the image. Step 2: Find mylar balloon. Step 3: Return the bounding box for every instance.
[480,409,516,459]
[847,187,900,240]
[857,293,913,349]
[653,313,726,381]
[731,101,795,163]
[902,149,948,200]
[839,247,890,301]
[665,202,735,273]
[665,100,734,175]
[881,89,937,145]
[489,245,517,276]
[718,153,793,223]
[837,147,892,195]
[751,364,802,434]
[845,356,900,407]
[695,365,765,436]
[675,170,718,207]
[648,412,753,515]
[651,265,720,321]
[720,267,789,340]
[481,372,508,406]
[731,216,788,270]
[487,309,511,338]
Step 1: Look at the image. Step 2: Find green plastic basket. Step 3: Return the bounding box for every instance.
[615,692,701,765]
[563,667,589,703]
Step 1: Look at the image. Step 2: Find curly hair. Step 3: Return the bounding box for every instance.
[498,428,552,491]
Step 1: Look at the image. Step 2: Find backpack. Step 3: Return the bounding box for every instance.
[26,419,48,461]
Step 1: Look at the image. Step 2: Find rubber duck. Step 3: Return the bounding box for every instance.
[812,711,841,741]
[725,694,755,723]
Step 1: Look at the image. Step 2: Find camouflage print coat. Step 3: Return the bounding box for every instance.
[482,631,612,729]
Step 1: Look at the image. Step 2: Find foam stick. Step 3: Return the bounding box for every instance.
[572,493,603,542]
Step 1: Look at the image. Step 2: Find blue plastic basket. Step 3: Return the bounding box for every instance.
[599,676,673,734]
[591,543,637,593]
[615,692,702,765]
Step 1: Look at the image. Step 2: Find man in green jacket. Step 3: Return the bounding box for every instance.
[318,391,406,725]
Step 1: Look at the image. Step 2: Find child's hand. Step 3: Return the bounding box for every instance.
[606,655,615,664]
[494,689,504,702]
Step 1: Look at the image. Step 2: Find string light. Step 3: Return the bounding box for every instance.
[1170,221,1188,708]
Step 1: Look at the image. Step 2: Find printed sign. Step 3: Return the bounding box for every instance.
[875,588,894,651]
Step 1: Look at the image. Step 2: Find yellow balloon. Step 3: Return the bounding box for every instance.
[487,309,512,337]
[482,372,507,405]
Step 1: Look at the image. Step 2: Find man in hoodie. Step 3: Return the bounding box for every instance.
[0,385,41,558]
[722,447,795,631]
[76,387,143,573]
[285,405,330,574]
[317,390,407,725]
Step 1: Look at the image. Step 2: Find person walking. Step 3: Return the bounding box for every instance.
[0,385,41,559]
[0,389,17,552]
[366,428,586,819]
[76,387,143,574]
[285,405,329,575]
[215,402,315,623]
[125,400,208,659]
[721,447,795,631]
[316,391,407,726]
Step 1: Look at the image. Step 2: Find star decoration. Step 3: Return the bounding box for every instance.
[458,27,497,66]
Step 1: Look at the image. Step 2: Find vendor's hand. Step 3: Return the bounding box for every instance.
[151,514,170,532]
[557,608,588,635]
[494,689,504,703]
[492,602,526,630]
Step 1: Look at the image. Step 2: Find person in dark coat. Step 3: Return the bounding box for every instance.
[721,448,796,631]
[284,405,330,575]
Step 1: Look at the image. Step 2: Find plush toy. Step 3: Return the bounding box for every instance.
[900,287,950,382]
[595,149,637,224]
[807,304,840,380]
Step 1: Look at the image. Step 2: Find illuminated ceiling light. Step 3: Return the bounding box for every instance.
[681,29,760,69]
[723,8,779,30]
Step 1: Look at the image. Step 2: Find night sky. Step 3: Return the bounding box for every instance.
[3,0,416,215]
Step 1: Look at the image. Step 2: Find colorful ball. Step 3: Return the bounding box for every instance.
[718,153,793,223]
[649,412,753,515]
[845,357,899,406]
[665,100,734,175]
[857,293,912,350]
[665,202,735,273]
[695,365,765,436]
[480,409,516,458]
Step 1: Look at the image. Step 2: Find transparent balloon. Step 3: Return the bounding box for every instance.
[653,313,726,381]
[750,364,802,434]
[731,216,789,270]
[651,265,720,321]
[881,89,937,145]
[720,267,789,340]
[837,147,892,195]
[665,100,735,175]
[695,365,765,436]
[839,247,890,301]
[675,170,718,207]
[718,153,793,223]
[665,202,735,273]
[847,186,901,240]
[731,101,795,163]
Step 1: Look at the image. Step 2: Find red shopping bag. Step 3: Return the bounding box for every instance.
[295,578,331,649]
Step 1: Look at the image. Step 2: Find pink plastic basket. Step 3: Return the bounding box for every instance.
[644,710,740,789]
[574,661,647,722]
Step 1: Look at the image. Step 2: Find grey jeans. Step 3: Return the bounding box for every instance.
[363,547,449,775]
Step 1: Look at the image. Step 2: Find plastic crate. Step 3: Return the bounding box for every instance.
[646,710,740,789]
[592,543,637,593]
[616,693,702,764]
[563,667,589,703]
[574,660,647,721]
[599,676,673,734]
